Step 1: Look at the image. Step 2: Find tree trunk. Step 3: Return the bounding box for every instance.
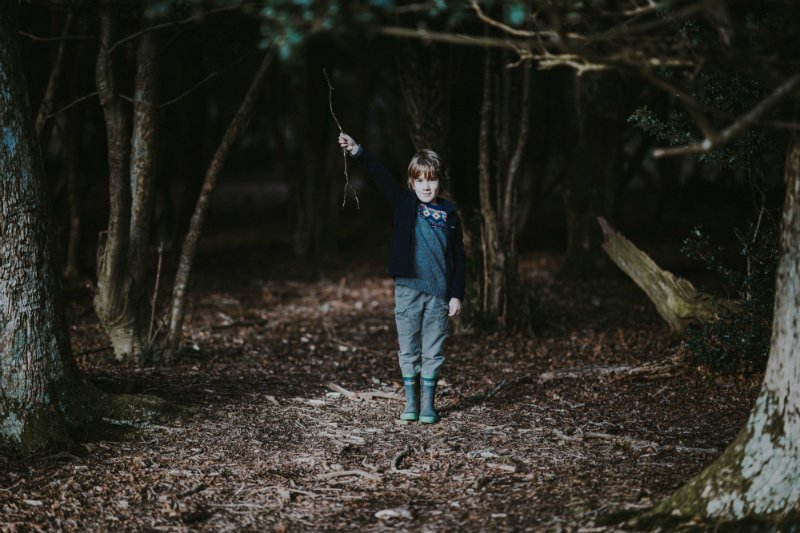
[93,3,137,358]
[561,70,626,278]
[475,50,531,330]
[164,49,275,357]
[647,132,800,525]
[62,102,83,281]
[34,13,72,149]
[61,39,88,282]
[395,42,452,162]
[0,6,80,452]
[94,5,162,361]
[0,8,175,452]
[1,8,183,453]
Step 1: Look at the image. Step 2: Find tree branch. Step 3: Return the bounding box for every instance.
[653,73,800,158]
[35,14,72,145]
[106,3,253,55]
[157,56,246,109]
[45,91,99,120]
[469,0,559,41]
[379,25,531,51]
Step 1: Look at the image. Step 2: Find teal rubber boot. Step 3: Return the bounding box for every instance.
[400,375,419,421]
[419,376,439,424]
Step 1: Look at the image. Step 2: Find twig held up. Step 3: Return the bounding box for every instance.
[323,68,360,209]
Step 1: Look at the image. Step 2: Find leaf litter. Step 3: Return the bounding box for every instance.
[0,249,762,532]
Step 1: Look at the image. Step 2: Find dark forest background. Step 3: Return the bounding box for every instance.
[19,1,785,279]
[17,1,789,356]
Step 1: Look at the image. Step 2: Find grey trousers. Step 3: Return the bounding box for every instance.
[394,284,449,378]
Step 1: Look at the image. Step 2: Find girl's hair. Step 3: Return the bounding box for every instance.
[407,149,444,187]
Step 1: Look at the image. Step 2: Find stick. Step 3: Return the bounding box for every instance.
[148,242,164,343]
[361,390,404,401]
[73,345,113,357]
[326,382,359,400]
[323,68,359,210]
[178,484,207,498]
[317,470,381,481]
[326,382,404,402]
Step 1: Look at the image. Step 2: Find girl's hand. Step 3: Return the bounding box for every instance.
[338,132,358,155]
[448,298,462,317]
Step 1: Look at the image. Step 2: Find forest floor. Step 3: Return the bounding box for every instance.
[0,247,763,532]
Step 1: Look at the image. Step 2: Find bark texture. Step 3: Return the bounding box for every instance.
[598,217,732,331]
[395,42,452,161]
[651,133,800,522]
[0,6,77,451]
[0,9,184,452]
[93,5,161,360]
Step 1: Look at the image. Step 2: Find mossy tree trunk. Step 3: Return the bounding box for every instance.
[0,5,80,451]
[1,8,180,453]
[649,132,800,524]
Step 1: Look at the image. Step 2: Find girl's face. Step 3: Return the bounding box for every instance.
[412,176,440,204]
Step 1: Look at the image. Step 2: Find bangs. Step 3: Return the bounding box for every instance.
[409,166,440,181]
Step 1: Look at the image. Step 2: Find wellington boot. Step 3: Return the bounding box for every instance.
[400,375,419,421]
[419,376,438,424]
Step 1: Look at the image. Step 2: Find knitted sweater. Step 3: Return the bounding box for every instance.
[395,203,449,299]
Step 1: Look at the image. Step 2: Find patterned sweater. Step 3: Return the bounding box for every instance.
[395,203,449,299]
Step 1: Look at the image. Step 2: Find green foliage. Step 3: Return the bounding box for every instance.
[506,3,527,26]
[629,71,777,168]
[680,220,779,372]
[628,106,695,147]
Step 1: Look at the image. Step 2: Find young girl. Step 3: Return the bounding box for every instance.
[338,133,466,424]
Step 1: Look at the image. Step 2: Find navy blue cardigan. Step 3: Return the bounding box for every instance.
[352,147,467,301]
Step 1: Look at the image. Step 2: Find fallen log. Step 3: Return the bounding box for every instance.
[597,217,737,332]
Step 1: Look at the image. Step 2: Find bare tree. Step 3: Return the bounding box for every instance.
[88,2,275,362]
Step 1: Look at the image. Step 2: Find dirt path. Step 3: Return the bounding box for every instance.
[0,252,761,532]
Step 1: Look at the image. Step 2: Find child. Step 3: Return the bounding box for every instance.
[338,133,466,424]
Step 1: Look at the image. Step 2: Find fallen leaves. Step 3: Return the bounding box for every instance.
[4,252,762,532]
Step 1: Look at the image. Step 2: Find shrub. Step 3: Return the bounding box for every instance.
[680,218,778,372]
